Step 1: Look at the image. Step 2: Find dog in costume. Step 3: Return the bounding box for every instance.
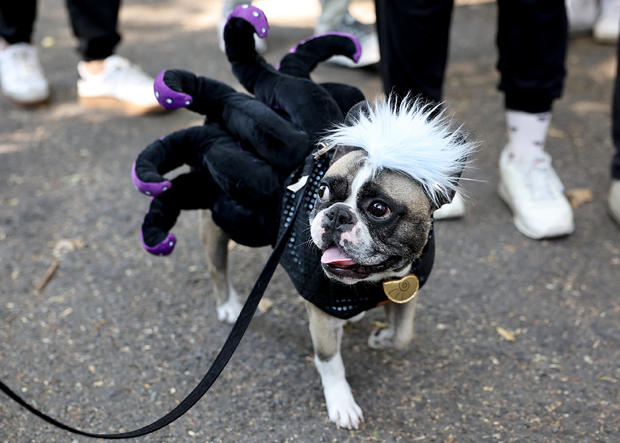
[132,4,474,429]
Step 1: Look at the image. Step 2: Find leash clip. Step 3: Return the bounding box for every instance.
[313,142,335,159]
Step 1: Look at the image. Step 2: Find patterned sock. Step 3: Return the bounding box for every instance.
[505,110,551,163]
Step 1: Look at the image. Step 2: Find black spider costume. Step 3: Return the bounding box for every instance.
[132,5,435,319]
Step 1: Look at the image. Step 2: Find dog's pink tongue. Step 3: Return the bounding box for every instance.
[321,246,356,266]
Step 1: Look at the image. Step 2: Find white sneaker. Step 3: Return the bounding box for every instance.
[322,13,380,68]
[0,43,49,105]
[594,0,620,42]
[609,179,620,225]
[434,191,466,220]
[77,55,161,115]
[218,1,267,54]
[498,149,574,239]
[566,0,599,33]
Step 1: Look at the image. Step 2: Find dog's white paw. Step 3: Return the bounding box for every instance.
[368,327,396,349]
[324,383,363,429]
[216,297,242,324]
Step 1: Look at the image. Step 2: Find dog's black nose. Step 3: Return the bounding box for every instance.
[324,204,355,230]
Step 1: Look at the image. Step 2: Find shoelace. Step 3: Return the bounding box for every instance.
[103,56,151,86]
[6,46,42,79]
[525,155,563,202]
[336,14,374,40]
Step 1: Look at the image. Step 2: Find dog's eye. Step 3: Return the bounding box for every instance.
[367,200,391,219]
[318,184,330,201]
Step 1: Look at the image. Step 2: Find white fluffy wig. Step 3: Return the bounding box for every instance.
[320,96,476,207]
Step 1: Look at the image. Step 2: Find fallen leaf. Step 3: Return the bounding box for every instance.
[59,307,73,318]
[41,36,56,48]
[545,401,562,413]
[496,326,516,342]
[566,188,593,209]
[53,237,84,258]
[258,297,274,313]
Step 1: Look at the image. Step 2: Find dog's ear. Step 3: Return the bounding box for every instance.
[329,101,370,164]
[330,144,360,164]
[344,100,371,125]
[431,132,469,210]
[431,173,461,210]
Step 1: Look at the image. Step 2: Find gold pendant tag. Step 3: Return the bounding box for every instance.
[382,274,419,304]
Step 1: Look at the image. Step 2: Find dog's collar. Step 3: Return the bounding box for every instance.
[382,274,419,304]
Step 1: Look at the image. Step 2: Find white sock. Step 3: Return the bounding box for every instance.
[505,110,551,163]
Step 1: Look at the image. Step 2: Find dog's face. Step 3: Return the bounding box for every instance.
[309,149,433,285]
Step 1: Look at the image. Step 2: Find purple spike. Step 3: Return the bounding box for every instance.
[153,70,193,110]
[132,161,172,197]
[141,230,177,256]
[227,4,269,38]
[288,32,361,63]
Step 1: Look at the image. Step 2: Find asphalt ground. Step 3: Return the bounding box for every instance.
[1,1,618,441]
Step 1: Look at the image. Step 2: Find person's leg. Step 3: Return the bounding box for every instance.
[65,0,160,114]
[609,32,620,224]
[375,0,453,104]
[0,0,49,105]
[497,0,567,116]
[496,0,574,239]
[0,1,36,44]
[65,0,120,61]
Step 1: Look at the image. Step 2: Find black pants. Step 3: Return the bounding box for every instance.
[375,0,568,113]
[0,0,121,61]
[612,40,620,179]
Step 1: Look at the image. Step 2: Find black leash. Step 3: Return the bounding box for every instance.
[0,161,312,439]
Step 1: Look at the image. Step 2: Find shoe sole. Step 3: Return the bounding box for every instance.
[593,35,618,44]
[325,55,379,68]
[593,28,618,44]
[79,96,166,116]
[497,181,574,240]
[3,93,50,107]
[433,199,465,220]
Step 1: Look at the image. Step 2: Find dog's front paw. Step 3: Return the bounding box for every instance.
[216,296,242,324]
[324,383,363,429]
[368,326,396,349]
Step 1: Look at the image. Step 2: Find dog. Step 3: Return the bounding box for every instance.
[198,98,474,429]
[131,5,474,429]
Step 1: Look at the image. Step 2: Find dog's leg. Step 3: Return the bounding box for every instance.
[200,210,241,324]
[305,301,363,429]
[368,300,417,350]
